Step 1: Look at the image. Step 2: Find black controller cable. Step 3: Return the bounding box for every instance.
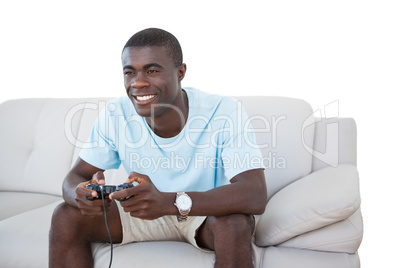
[101,190,113,268]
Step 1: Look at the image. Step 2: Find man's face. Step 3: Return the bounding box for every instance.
[121,46,186,118]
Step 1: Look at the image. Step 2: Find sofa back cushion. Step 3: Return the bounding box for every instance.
[236,96,314,198]
[0,99,85,196]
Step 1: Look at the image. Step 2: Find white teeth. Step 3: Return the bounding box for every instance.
[136,95,155,101]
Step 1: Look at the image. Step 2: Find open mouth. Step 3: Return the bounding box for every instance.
[136,95,155,101]
[133,94,156,104]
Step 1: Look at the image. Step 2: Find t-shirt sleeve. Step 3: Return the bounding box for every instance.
[219,103,265,183]
[79,106,121,170]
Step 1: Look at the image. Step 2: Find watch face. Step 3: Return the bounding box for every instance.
[177,195,192,210]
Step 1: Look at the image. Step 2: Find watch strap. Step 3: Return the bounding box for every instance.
[175,192,191,222]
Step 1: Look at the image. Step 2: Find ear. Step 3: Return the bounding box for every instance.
[178,63,187,82]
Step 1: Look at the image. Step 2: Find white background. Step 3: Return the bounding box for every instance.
[1,0,401,266]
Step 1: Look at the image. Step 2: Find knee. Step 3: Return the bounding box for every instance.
[52,202,76,222]
[50,202,82,234]
[209,214,255,236]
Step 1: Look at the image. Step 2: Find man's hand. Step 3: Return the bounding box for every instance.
[74,171,112,216]
[110,172,171,220]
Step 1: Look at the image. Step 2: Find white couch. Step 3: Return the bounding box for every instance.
[0,96,363,267]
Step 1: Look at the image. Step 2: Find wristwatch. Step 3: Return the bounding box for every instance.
[174,192,192,222]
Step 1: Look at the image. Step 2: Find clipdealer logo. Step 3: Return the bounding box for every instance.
[128,151,286,174]
[64,100,283,152]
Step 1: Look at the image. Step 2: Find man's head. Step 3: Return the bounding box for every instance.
[122,28,183,67]
[121,28,187,121]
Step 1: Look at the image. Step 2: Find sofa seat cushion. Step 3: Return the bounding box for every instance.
[0,192,61,220]
[0,200,63,268]
[260,246,360,268]
[92,241,216,268]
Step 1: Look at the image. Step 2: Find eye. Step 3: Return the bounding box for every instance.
[147,69,159,74]
[124,71,134,76]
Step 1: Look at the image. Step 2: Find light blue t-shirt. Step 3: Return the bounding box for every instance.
[79,88,264,192]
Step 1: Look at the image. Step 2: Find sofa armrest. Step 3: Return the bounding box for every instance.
[255,164,361,247]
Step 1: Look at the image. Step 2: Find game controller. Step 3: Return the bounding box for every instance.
[86,183,134,201]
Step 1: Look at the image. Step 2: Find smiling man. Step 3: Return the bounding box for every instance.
[49,28,267,268]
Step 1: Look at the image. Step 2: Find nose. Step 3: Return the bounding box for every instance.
[131,73,150,89]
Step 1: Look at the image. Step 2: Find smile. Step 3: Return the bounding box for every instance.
[136,95,155,101]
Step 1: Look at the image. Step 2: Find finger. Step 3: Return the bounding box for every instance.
[128,208,156,221]
[76,182,98,198]
[112,180,150,201]
[92,171,105,185]
[79,205,106,216]
[77,198,113,215]
[80,197,112,207]
[125,177,135,184]
[126,171,139,183]
[126,172,150,184]
[117,194,140,208]
[110,187,135,201]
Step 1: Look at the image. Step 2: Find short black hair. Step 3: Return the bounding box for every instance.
[123,28,183,67]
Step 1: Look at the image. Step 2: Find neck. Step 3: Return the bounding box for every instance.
[145,90,188,138]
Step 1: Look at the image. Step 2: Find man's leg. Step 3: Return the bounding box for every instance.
[196,214,255,268]
[49,202,123,268]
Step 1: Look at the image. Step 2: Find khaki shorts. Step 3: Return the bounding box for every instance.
[116,201,208,250]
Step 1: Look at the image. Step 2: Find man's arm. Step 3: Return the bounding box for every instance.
[62,157,109,216]
[189,168,267,216]
[110,168,267,220]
